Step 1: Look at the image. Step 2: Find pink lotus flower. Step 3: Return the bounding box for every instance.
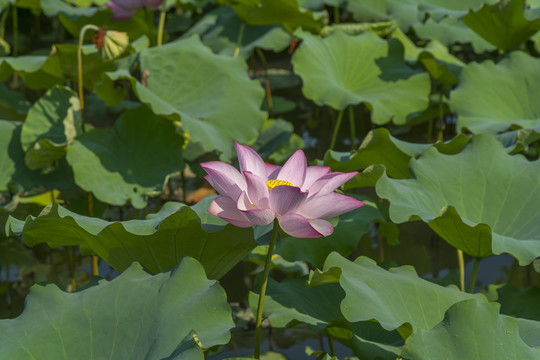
[106,0,162,20]
[201,142,364,238]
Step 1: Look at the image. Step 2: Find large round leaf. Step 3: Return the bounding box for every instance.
[106,36,266,160]
[6,196,256,279]
[401,300,540,359]
[292,30,430,125]
[0,257,232,359]
[376,135,540,265]
[449,51,540,134]
[462,0,540,51]
[66,106,184,208]
[310,252,485,332]
[21,86,82,172]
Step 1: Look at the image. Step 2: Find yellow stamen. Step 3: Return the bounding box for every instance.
[266,179,294,191]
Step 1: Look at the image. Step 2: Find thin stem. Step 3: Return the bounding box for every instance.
[326,331,335,356]
[329,109,344,150]
[377,234,384,263]
[348,106,355,150]
[427,119,433,143]
[180,170,187,203]
[255,48,273,118]
[87,192,99,276]
[11,5,18,87]
[157,9,166,46]
[0,6,9,40]
[437,90,444,142]
[254,219,279,359]
[467,258,481,293]
[68,246,77,291]
[233,22,245,58]
[457,249,465,292]
[333,6,340,24]
[77,24,99,115]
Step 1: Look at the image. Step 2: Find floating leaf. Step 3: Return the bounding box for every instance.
[401,299,540,359]
[7,197,256,279]
[292,30,430,125]
[462,0,540,51]
[21,86,82,172]
[66,106,183,208]
[40,0,99,17]
[449,51,540,134]
[0,257,232,359]
[309,252,485,332]
[104,36,266,160]
[323,129,469,187]
[376,135,540,265]
[413,16,496,54]
[184,7,290,58]
[0,82,30,121]
[223,0,325,33]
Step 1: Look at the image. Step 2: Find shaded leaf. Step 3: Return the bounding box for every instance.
[66,106,183,208]
[0,257,232,359]
[21,86,82,172]
[462,0,540,51]
[7,197,256,279]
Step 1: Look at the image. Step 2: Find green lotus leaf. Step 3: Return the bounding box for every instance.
[462,0,540,51]
[376,135,540,264]
[66,106,183,208]
[346,0,419,30]
[486,284,540,321]
[248,276,403,359]
[323,129,469,187]
[450,51,540,134]
[0,44,115,90]
[223,0,325,34]
[276,195,392,268]
[310,252,485,332]
[401,299,540,359]
[40,0,99,17]
[0,82,30,121]
[511,317,540,348]
[292,30,430,125]
[183,7,290,58]
[0,257,232,359]
[496,124,540,154]
[104,36,266,160]
[6,196,256,279]
[0,121,21,191]
[21,86,82,172]
[413,16,496,54]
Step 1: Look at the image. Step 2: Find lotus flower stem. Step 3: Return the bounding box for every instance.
[333,6,340,24]
[467,257,481,293]
[11,5,18,87]
[77,24,99,114]
[233,22,245,57]
[157,9,166,46]
[254,219,280,359]
[457,249,465,291]
[330,109,344,150]
[348,106,355,150]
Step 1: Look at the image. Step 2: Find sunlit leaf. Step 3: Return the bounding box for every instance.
[449,51,540,134]
[310,252,485,331]
[401,299,540,359]
[292,30,430,125]
[376,135,540,265]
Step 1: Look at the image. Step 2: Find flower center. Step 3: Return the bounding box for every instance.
[266,179,294,191]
